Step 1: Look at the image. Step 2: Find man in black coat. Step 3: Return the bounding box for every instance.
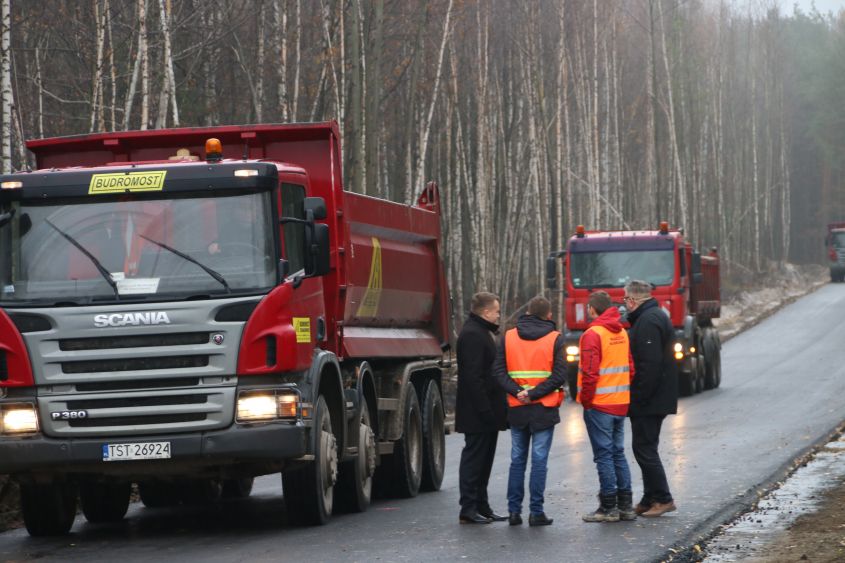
[623,280,678,518]
[456,292,509,524]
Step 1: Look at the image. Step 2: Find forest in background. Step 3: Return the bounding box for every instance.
[1,0,844,321]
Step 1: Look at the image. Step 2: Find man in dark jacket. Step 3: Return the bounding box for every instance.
[493,296,566,527]
[456,292,509,524]
[624,280,678,518]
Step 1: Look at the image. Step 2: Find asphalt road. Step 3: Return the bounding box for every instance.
[2,284,845,563]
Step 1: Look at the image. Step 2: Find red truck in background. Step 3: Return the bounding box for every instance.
[825,222,845,282]
[0,122,450,536]
[547,222,721,400]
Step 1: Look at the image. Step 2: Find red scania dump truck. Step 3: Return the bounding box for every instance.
[0,122,450,536]
[547,222,721,400]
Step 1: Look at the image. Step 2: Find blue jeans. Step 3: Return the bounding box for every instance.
[507,426,554,515]
[583,409,632,496]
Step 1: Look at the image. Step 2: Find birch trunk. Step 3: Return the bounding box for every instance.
[1,0,11,173]
[413,0,454,199]
[139,0,149,130]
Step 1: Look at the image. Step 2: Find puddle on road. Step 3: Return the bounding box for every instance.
[702,434,845,562]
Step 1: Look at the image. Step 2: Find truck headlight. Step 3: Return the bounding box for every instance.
[673,342,684,360]
[1,404,39,434]
[565,345,580,362]
[237,394,277,422]
[237,390,300,422]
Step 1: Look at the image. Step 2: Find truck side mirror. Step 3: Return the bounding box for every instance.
[546,251,565,289]
[308,223,331,276]
[546,256,558,289]
[691,252,703,284]
[304,197,327,221]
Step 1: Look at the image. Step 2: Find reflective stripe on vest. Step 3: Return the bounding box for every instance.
[576,325,631,407]
[505,328,563,409]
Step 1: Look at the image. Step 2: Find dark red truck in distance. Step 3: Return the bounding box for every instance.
[825,222,845,282]
[547,222,721,399]
[0,122,450,536]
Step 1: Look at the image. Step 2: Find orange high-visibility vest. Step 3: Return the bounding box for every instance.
[505,329,564,408]
[577,325,631,407]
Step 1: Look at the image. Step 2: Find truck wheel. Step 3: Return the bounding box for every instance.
[693,356,704,394]
[390,383,423,498]
[335,400,376,512]
[678,368,694,397]
[283,395,337,525]
[139,480,180,508]
[80,481,130,523]
[20,482,77,536]
[420,380,446,492]
[567,366,578,402]
[222,477,254,499]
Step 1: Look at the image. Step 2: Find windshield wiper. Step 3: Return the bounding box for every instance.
[139,235,230,293]
[44,219,120,301]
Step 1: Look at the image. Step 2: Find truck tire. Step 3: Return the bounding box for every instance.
[705,345,722,389]
[139,480,180,508]
[678,368,694,397]
[335,400,375,512]
[20,482,77,537]
[389,383,423,498]
[222,477,254,499]
[566,365,578,402]
[80,481,130,523]
[283,395,337,525]
[420,380,445,492]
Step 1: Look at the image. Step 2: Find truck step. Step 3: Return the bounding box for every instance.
[377,442,394,455]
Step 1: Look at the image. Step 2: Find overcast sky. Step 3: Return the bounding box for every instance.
[783,0,845,14]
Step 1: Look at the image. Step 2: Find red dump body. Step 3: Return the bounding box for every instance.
[26,122,450,360]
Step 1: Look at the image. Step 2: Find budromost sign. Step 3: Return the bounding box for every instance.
[94,312,172,328]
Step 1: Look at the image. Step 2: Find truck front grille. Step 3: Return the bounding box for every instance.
[67,394,207,410]
[62,355,209,374]
[75,377,201,393]
[39,387,235,438]
[68,413,206,428]
[60,332,209,351]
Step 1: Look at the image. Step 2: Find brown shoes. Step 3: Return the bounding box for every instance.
[634,503,651,515]
[641,501,677,518]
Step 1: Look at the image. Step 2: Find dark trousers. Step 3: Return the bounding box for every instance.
[630,415,673,504]
[458,431,499,516]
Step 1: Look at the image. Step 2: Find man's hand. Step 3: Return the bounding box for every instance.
[516,390,531,404]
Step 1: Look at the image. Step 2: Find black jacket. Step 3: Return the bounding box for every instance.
[455,313,508,433]
[493,315,566,431]
[626,298,678,417]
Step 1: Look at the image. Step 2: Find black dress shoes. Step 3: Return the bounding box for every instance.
[528,513,554,526]
[508,512,523,526]
[459,512,492,524]
[478,510,508,522]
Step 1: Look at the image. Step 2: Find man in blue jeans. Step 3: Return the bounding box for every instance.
[493,296,566,526]
[578,291,637,522]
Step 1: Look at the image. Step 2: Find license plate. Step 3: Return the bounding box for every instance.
[102,441,171,461]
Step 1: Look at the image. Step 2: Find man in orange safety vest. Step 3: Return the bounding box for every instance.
[493,296,566,527]
[578,290,636,523]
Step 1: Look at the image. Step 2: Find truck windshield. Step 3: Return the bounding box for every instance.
[833,232,845,247]
[569,250,675,288]
[0,190,276,305]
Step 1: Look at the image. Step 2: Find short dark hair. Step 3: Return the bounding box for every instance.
[527,296,551,318]
[470,292,499,314]
[588,291,612,315]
